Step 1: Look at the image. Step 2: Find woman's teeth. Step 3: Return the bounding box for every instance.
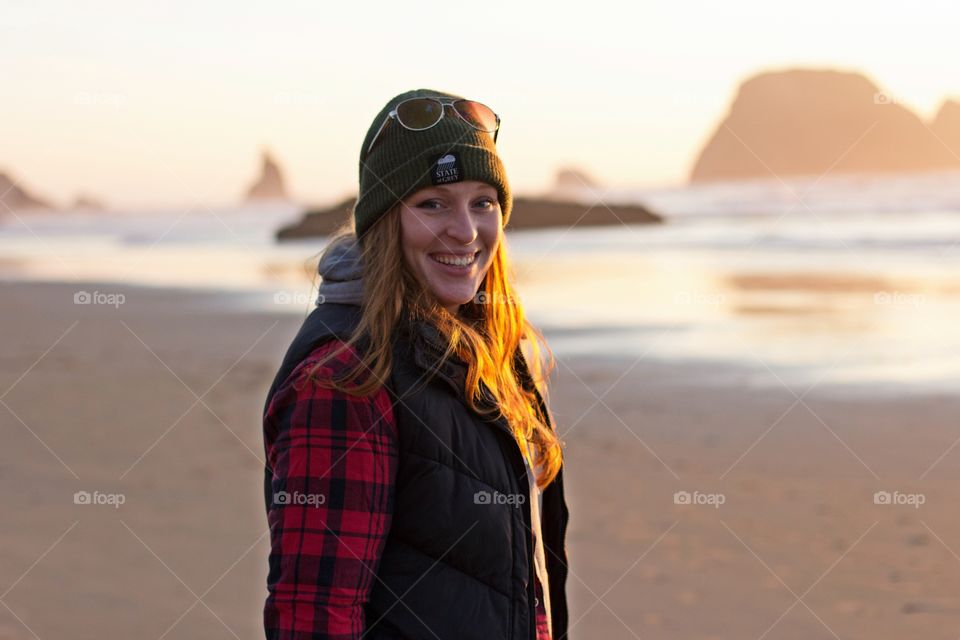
[430,252,478,267]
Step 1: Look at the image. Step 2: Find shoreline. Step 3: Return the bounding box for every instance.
[3,278,957,399]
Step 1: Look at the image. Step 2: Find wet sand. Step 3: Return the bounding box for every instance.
[2,280,960,639]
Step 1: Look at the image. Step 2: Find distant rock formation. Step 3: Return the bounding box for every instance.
[0,170,52,211]
[72,193,106,211]
[690,69,960,183]
[277,197,356,239]
[556,167,598,188]
[931,100,960,152]
[276,195,662,240]
[549,167,600,200]
[245,150,289,201]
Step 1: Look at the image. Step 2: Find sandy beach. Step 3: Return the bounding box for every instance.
[3,279,960,639]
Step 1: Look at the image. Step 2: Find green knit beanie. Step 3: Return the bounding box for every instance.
[354,88,511,238]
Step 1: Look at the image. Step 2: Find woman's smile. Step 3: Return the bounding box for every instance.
[428,249,481,271]
[400,181,502,314]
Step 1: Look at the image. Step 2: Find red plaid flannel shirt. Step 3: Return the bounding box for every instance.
[263,339,552,639]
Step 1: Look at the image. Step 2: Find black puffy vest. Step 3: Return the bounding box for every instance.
[263,303,571,640]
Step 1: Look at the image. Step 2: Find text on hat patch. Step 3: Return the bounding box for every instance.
[429,151,462,185]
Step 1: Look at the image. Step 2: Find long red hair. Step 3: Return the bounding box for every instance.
[304,205,563,489]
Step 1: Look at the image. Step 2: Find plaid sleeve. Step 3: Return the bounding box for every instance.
[263,340,398,640]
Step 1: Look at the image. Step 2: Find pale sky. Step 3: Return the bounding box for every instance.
[2,0,958,208]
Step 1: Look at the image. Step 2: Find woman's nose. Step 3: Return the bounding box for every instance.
[445,202,478,244]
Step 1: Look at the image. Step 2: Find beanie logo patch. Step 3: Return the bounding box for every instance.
[429,152,462,185]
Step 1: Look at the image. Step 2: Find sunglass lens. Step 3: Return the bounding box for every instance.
[454,100,498,132]
[396,98,444,130]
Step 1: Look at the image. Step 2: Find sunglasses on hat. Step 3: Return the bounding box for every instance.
[364,97,500,159]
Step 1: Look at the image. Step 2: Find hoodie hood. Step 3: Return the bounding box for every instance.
[316,234,364,306]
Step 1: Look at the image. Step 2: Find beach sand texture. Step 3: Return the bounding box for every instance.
[2,281,960,639]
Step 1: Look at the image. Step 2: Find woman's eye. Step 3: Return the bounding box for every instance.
[416,197,495,210]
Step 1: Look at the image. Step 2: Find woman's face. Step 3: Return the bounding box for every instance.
[399,180,503,314]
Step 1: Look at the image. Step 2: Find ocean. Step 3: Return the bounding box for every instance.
[3,170,959,394]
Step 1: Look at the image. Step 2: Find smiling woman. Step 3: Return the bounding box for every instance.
[399,181,503,314]
[261,88,570,640]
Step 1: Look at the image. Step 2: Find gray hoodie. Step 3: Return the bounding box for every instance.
[316,234,364,306]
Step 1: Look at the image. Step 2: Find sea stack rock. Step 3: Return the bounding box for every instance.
[0,170,52,212]
[245,149,289,201]
[275,194,662,240]
[550,167,599,200]
[931,99,960,154]
[72,193,106,211]
[690,69,960,183]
